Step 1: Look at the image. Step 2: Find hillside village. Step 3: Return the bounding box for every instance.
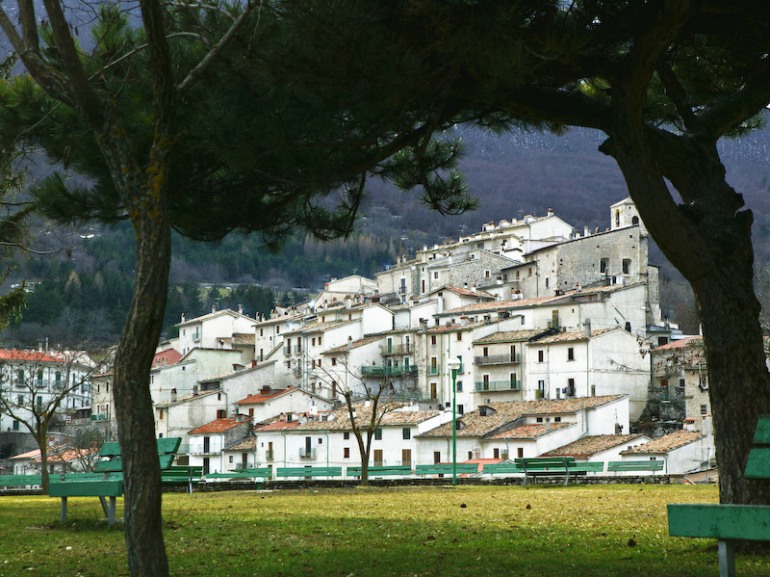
[1,198,719,478]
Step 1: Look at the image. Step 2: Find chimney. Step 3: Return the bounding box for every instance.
[547,208,554,217]
[238,303,243,314]
[261,385,272,395]
[181,312,185,323]
[211,304,216,313]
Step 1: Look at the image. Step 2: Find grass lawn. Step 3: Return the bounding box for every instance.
[0,484,768,577]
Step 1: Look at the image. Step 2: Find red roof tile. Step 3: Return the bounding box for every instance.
[0,349,63,363]
[189,417,251,435]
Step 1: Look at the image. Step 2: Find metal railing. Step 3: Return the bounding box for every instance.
[474,380,521,392]
[474,353,521,366]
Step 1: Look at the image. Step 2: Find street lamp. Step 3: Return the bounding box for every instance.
[447,356,462,485]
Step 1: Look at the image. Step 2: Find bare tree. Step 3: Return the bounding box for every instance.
[0,348,104,491]
[317,361,412,485]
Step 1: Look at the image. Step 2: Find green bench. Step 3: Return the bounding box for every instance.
[607,460,664,474]
[276,466,343,479]
[206,467,273,488]
[48,437,181,526]
[668,415,770,577]
[515,457,577,486]
[414,463,479,477]
[161,465,204,493]
[346,465,412,478]
[482,462,523,476]
[0,474,43,489]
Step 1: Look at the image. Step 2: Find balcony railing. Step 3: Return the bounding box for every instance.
[474,353,521,366]
[474,380,521,392]
[299,448,316,459]
[265,450,274,462]
[361,365,419,378]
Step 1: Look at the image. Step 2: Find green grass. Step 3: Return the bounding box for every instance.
[0,484,768,577]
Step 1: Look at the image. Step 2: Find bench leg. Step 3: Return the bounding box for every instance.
[60,497,68,524]
[98,496,117,527]
[718,540,736,577]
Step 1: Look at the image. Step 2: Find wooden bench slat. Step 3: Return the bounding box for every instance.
[668,504,770,541]
[607,460,664,472]
[347,466,412,476]
[753,414,770,445]
[276,467,343,478]
[48,479,123,498]
[744,446,770,479]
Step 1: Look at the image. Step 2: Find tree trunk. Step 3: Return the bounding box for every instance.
[112,176,171,576]
[38,428,49,493]
[609,124,770,505]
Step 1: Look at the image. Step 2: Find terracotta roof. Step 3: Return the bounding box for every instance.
[153,348,182,367]
[12,446,97,463]
[284,319,356,336]
[450,286,495,299]
[652,336,703,352]
[218,333,256,345]
[0,349,64,363]
[236,387,295,405]
[254,418,302,431]
[542,434,648,458]
[426,320,491,334]
[189,417,251,435]
[621,430,703,455]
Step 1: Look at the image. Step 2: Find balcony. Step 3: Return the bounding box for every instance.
[361,365,419,378]
[474,353,521,366]
[381,344,412,356]
[474,380,521,392]
[299,448,316,459]
[265,450,274,462]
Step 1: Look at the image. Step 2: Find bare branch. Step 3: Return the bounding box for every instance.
[177,0,259,92]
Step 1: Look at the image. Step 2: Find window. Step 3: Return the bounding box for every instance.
[318,438,323,445]
[430,382,437,399]
[679,378,685,388]
[17,395,24,405]
[159,409,164,420]
[229,456,234,463]
[433,271,439,280]
[402,428,411,440]
[343,447,350,459]
[536,417,543,423]
[567,347,575,361]
[331,357,337,366]
[374,428,383,440]
[456,380,463,392]
[12,420,19,431]
[36,370,43,385]
[483,346,489,357]
[493,448,500,459]
[600,258,609,274]
[545,277,549,288]
[615,209,621,227]
[457,332,462,341]
[203,436,210,453]
[216,409,226,419]
[622,259,631,274]
[311,337,316,346]
[431,335,437,346]
[458,404,464,416]
[700,404,708,415]
[538,350,544,363]
[248,408,254,418]
[331,381,338,399]
[343,432,350,440]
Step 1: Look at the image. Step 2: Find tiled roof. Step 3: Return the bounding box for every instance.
[0,349,64,363]
[541,434,647,458]
[487,422,571,440]
[189,417,251,435]
[178,308,255,327]
[153,348,182,367]
[531,327,614,344]
[473,329,549,345]
[440,295,562,316]
[420,396,625,438]
[292,406,441,431]
[652,335,703,352]
[323,335,383,355]
[225,437,256,451]
[426,320,490,334]
[284,319,356,336]
[621,430,703,455]
[445,286,496,299]
[236,387,295,405]
[254,419,302,432]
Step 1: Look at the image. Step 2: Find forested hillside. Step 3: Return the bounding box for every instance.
[3,122,769,348]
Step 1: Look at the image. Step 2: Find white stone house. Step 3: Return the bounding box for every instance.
[526,327,650,420]
[618,429,711,475]
[255,406,447,470]
[415,395,629,464]
[149,347,244,405]
[0,349,94,439]
[235,385,333,424]
[650,336,711,427]
[187,415,253,475]
[176,307,258,358]
[541,434,651,465]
